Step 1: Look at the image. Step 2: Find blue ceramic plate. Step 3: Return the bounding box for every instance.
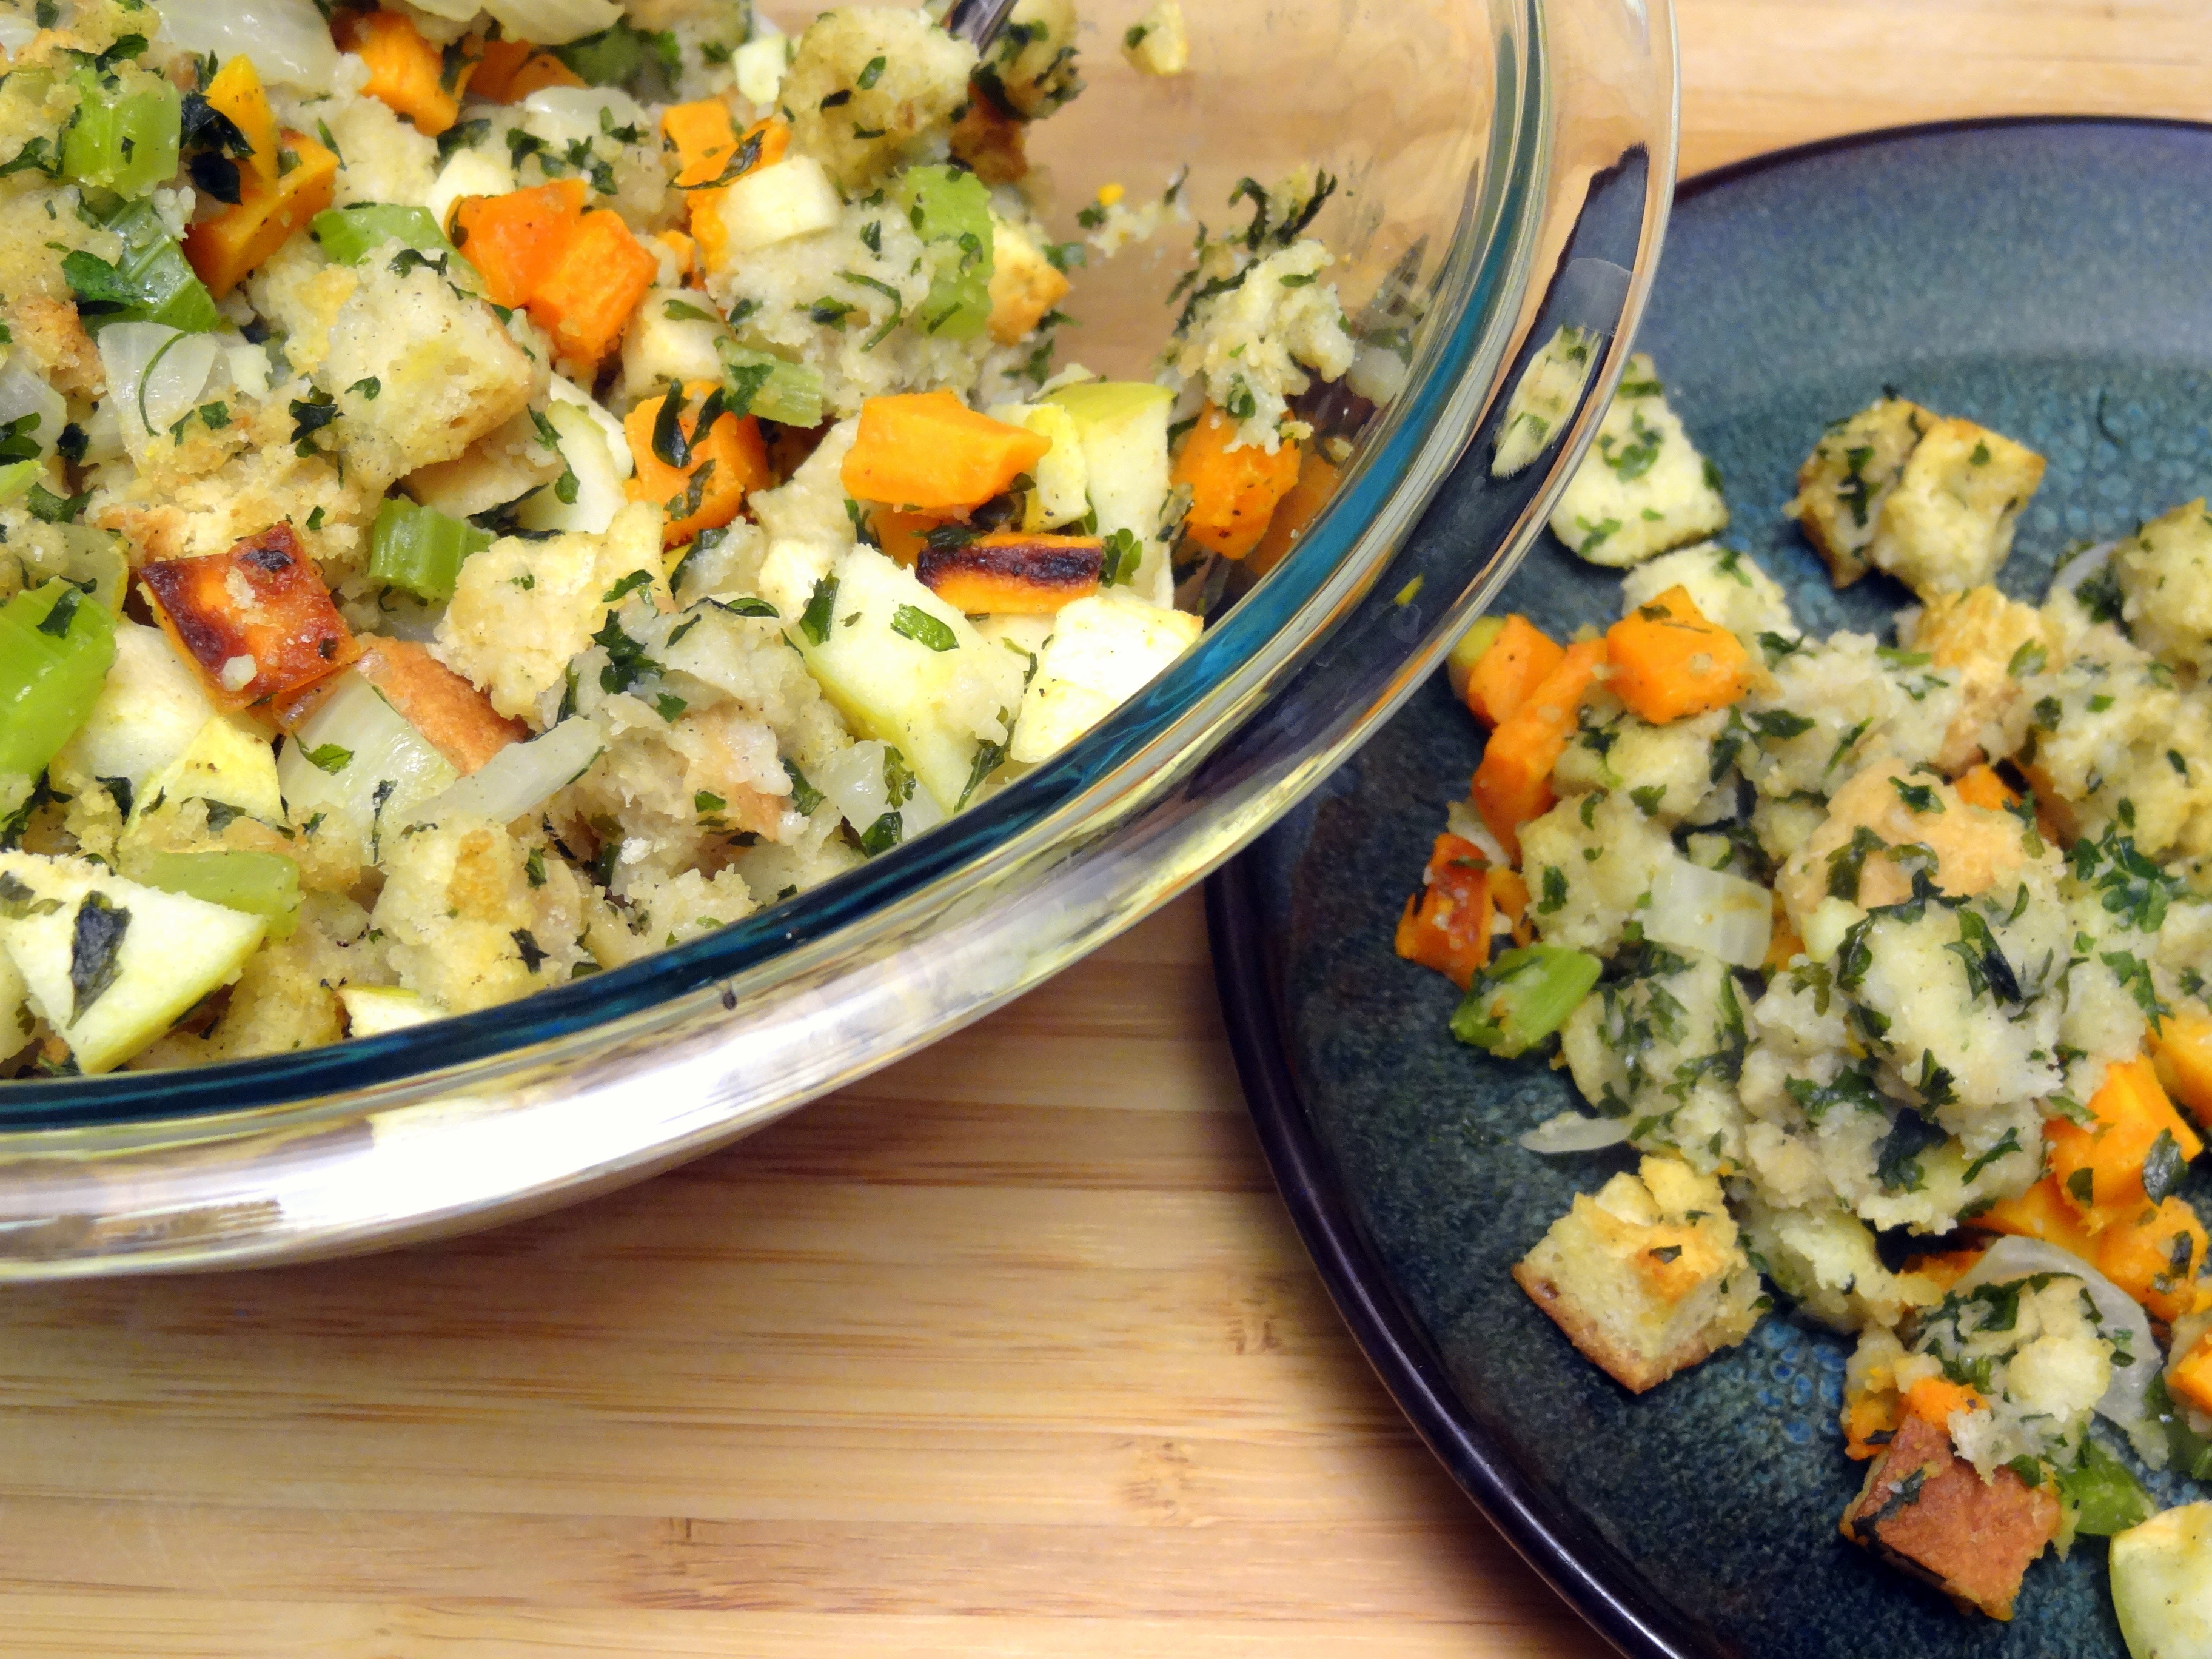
[1208,119,2212,1659]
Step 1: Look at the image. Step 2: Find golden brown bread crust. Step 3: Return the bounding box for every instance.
[1838,1413,2060,1621]
[1510,1256,1736,1396]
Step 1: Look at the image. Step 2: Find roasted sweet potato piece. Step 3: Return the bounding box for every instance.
[1838,1415,2060,1621]
[140,525,358,711]
[917,531,1104,615]
[355,637,525,775]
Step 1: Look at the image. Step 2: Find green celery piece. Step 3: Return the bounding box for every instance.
[0,580,117,777]
[1449,945,1603,1059]
[312,204,449,266]
[716,342,825,429]
[369,497,492,604]
[144,850,301,937]
[895,165,994,341]
[0,460,38,506]
[70,199,221,334]
[2057,1438,2156,1537]
[62,68,181,199]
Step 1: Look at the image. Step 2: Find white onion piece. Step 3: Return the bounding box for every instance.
[78,403,124,465]
[1952,1235,2165,1464]
[0,15,37,54]
[405,0,484,21]
[1644,856,1772,970]
[98,322,221,456]
[2051,540,2118,601]
[483,0,622,45]
[1519,1111,1633,1155]
[811,739,946,840]
[0,350,65,457]
[153,0,341,90]
[421,717,604,826]
[276,671,458,854]
[520,85,651,149]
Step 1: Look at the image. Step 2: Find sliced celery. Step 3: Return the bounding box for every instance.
[62,69,181,199]
[312,205,449,266]
[1450,945,1603,1059]
[716,341,825,429]
[895,165,994,341]
[144,850,301,937]
[0,580,117,777]
[65,199,221,334]
[2057,1438,2156,1537]
[370,497,492,604]
[0,459,38,506]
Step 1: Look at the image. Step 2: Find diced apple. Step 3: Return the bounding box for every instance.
[795,546,1026,812]
[515,398,629,535]
[133,712,287,828]
[711,156,842,261]
[1044,380,1175,605]
[988,400,1090,529]
[1008,591,1202,764]
[620,287,731,405]
[340,983,441,1036]
[2111,1503,2212,1659]
[52,622,216,791]
[429,146,518,237]
[0,851,266,1074]
[733,30,790,107]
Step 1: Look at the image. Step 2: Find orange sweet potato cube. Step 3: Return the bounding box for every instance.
[140,523,358,711]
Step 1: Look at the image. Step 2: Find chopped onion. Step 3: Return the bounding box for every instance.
[97,322,221,457]
[520,85,651,150]
[153,0,341,90]
[421,717,604,826]
[276,670,458,856]
[1644,856,1772,970]
[810,740,945,841]
[1519,1111,1633,1155]
[2051,540,2117,600]
[0,349,65,458]
[0,15,36,54]
[404,0,483,20]
[1951,1235,2165,1466]
[483,0,622,45]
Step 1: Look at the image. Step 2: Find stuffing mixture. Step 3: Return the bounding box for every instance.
[0,0,1375,1073]
[1405,341,2212,1638]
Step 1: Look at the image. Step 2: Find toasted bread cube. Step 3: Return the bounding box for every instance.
[1839,1413,2061,1621]
[1901,584,2056,772]
[987,218,1072,346]
[1788,397,1929,586]
[2114,498,2212,674]
[140,524,359,711]
[1512,1154,1765,1393]
[1869,417,2044,598]
[1546,355,1729,568]
[917,532,1102,616]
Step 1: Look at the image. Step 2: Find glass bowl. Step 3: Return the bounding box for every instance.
[0,0,1678,1275]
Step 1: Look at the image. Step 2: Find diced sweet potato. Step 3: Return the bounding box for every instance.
[1839,1413,2060,1621]
[183,129,339,299]
[1393,832,1495,990]
[139,524,358,711]
[916,531,1102,615]
[2047,1057,2204,1230]
[623,381,773,547]
[353,637,525,775]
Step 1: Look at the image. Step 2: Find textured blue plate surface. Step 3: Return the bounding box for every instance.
[1210,121,2212,1659]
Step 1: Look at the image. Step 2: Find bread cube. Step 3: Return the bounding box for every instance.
[1546,355,1729,568]
[1790,398,2044,597]
[1871,417,2045,597]
[1512,1154,1765,1393]
[2114,498,2212,674]
[1838,1413,2060,1621]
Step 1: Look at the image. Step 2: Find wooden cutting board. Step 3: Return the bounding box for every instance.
[6,5,2208,1653]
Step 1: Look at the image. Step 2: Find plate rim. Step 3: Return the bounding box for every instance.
[1205,113,2212,1659]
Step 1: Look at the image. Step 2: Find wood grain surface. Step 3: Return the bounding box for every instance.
[6,6,2204,1654]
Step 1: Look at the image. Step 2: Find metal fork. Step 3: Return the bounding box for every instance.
[942,0,1024,49]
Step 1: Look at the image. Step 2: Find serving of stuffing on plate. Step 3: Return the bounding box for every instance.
[1400,343,2212,1643]
[0,0,1380,1075]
